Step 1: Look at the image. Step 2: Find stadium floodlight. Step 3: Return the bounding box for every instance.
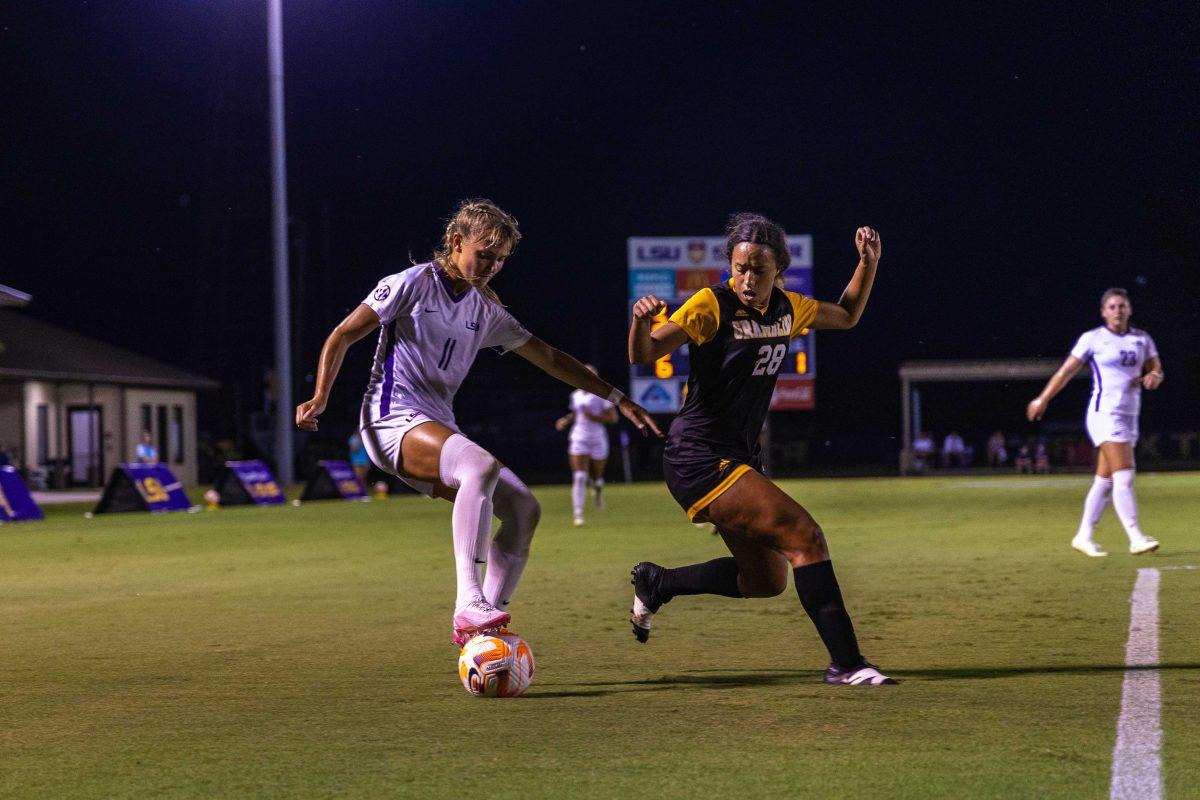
[268,0,294,486]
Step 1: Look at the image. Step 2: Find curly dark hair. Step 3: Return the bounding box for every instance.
[723,212,790,270]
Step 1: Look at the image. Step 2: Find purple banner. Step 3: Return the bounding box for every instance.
[226,460,285,505]
[0,466,44,522]
[120,464,191,512]
[319,460,368,500]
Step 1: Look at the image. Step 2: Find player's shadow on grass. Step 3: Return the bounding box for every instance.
[890,663,1200,681]
[538,673,808,693]
[537,662,1200,694]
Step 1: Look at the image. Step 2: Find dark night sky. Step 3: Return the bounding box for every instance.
[3,2,1198,460]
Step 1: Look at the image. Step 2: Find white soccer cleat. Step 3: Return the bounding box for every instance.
[452,599,511,647]
[1129,535,1160,555]
[1071,536,1108,558]
[629,562,665,643]
[573,515,585,527]
[824,663,899,686]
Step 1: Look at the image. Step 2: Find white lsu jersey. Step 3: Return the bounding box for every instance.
[361,263,532,425]
[1069,326,1158,416]
[569,389,614,445]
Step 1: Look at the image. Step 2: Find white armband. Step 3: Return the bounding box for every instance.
[606,388,625,405]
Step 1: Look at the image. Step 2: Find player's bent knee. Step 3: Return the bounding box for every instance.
[789,523,827,556]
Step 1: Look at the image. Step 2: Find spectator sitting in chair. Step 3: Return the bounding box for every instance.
[941,431,966,467]
[912,431,935,473]
[135,431,159,465]
[1034,441,1050,474]
[1014,441,1033,474]
[986,430,1007,468]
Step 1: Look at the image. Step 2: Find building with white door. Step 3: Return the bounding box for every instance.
[0,286,218,488]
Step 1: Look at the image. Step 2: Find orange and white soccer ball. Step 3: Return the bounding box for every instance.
[457,630,535,697]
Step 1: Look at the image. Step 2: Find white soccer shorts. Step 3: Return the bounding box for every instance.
[568,438,609,460]
[1085,409,1139,447]
[360,406,460,497]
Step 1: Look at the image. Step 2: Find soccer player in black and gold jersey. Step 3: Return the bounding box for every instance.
[627,213,896,686]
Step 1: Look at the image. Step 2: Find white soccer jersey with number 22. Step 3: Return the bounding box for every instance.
[361,263,532,426]
[1069,326,1158,416]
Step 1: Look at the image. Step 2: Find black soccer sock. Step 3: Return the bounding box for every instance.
[657,558,744,603]
[793,560,864,671]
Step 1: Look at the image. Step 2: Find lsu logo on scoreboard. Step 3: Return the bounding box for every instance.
[635,244,680,262]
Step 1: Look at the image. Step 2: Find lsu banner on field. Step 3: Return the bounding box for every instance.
[94,464,192,514]
[299,460,368,503]
[213,460,285,506]
[0,466,44,523]
[628,234,815,412]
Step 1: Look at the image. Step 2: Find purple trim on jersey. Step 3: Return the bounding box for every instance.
[434,266,469,304]
[380,321,396,415]
[1089,356,1102,412]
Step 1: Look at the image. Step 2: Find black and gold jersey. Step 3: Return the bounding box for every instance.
[663,280,817,464]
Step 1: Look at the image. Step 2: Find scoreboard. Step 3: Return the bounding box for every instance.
[628,235,815,414]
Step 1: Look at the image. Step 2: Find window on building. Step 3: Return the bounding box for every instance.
[140,404,152,439]
[37,404,49,465]
[170,406,184,463]
[156,405,168,467]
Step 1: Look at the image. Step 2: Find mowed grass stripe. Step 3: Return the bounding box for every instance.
[1,473,1197,799]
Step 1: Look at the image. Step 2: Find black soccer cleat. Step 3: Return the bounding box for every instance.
[629,561,666,643]
[823,662,899,686]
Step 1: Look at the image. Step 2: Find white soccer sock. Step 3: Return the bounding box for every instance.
[483,468,539,610]
[571,470,588,517]
[1076,475,1112,541]
[1111,468,1144,540]
[439,434,501,610]
[592,477,605,507]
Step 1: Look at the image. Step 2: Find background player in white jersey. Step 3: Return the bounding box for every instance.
[296,199,660,645]
[554,365,617,526]
[1026,288,1164,557]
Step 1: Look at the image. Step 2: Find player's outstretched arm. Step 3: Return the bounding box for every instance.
[295,304,380,432]
[628,294,690,364]
[514,337,662,437]
[554,412,575,432]
[1026,355,1084,421]
[811,227,881,330]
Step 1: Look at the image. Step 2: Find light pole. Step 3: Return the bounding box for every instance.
[267,0,294,485]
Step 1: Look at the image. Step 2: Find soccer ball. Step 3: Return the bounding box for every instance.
[457,630,535,697]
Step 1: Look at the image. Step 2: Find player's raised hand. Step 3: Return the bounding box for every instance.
[618,397,663,437]
[1025,397,1047,421]
[295,397,326,432]
[856,227,882,266]
[632,294,666,321]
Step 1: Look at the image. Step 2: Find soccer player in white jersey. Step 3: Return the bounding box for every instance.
[554,365,617,526]
[296,199,660,645]
[1026,288,1164,557]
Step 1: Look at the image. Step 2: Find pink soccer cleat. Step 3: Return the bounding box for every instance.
[452,599,511,646]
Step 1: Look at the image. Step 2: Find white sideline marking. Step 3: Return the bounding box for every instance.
[1110,567,1162,800]
[951,478,1092,489]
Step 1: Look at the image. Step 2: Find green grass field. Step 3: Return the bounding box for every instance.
[2,473,1198,799]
